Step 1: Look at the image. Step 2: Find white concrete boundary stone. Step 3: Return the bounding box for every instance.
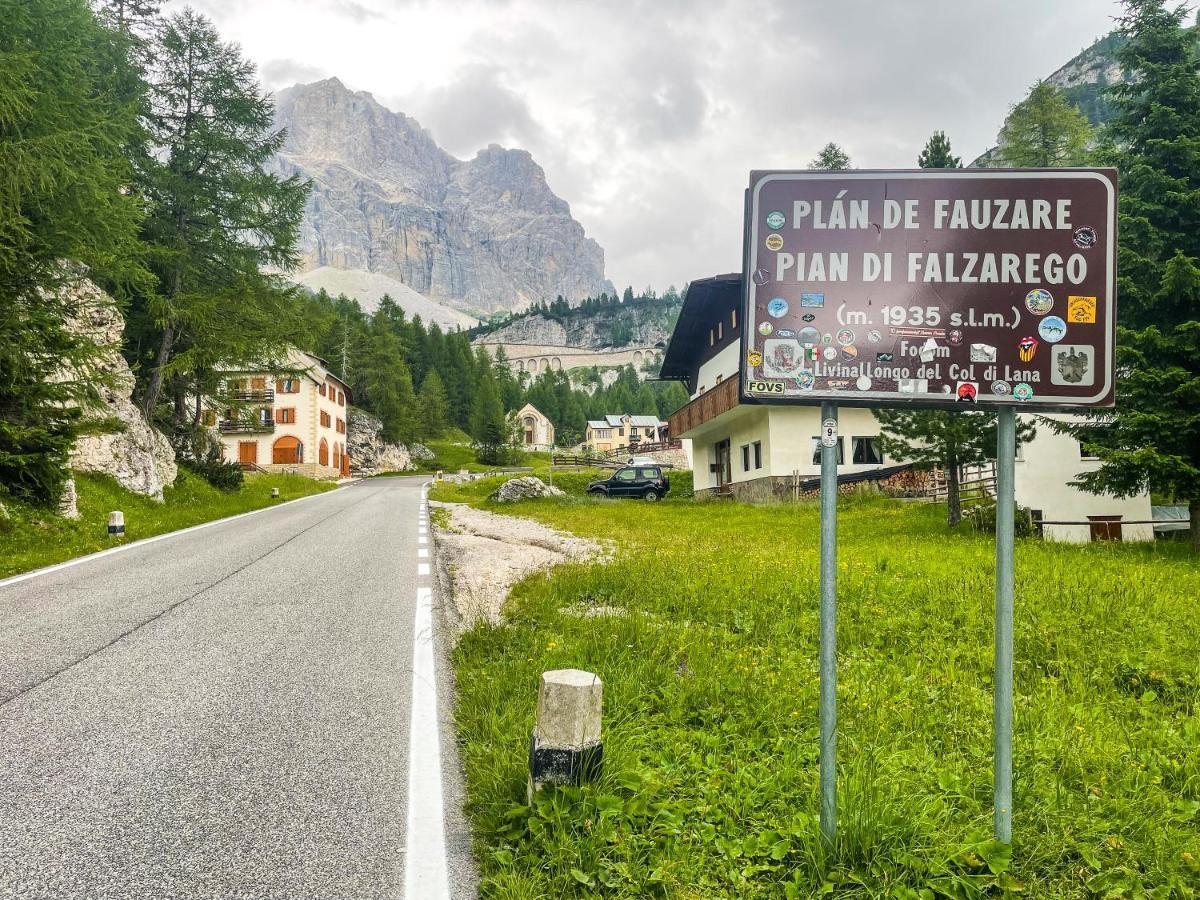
[528,669,603,800]
[107,511,124,536]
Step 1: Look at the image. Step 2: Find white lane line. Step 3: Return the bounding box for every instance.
[403,585,450,899]
[418,536,427,546]
[418,563,431,576]
[418,528,427,536]
[0,487,341,590]
[418,548,429,559]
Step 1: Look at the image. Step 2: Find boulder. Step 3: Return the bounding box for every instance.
[346,406,415,475]
[490,476,565,503]
[62,279,177,501]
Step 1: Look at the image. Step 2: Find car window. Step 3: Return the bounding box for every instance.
[637,467,660,479]
[615,469,637,481]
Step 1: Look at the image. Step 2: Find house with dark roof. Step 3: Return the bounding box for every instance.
[584,414,669,454]
[659,274,886,500]
[659,274,1155,540]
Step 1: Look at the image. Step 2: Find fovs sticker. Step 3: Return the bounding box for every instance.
[747,379,785,395]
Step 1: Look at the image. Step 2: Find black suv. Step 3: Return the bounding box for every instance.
[586,466,671,501]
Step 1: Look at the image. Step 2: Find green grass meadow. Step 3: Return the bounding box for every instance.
[432,488,1200,898]
[407,433,553,475]
[0,470,334,579]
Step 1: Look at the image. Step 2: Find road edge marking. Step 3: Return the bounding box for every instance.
[404,484,451,899]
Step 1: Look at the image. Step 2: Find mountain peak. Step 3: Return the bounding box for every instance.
[272,80,612,314]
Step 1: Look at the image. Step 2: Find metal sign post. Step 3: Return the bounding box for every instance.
[734,169,1119,850]
[993,406,1017,842]
[818,401,838,844]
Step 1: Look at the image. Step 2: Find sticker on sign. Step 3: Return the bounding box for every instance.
[740,169,1117,410]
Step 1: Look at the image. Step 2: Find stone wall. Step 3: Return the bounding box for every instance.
[694,467,927,502]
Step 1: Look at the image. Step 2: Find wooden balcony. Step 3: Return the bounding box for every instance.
[219,420,275,434]
[667,377,741,437]
[222,388,275,403]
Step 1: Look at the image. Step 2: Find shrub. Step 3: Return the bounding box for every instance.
[966,500,1034,537]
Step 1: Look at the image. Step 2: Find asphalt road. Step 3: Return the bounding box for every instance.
[0,477,476,899]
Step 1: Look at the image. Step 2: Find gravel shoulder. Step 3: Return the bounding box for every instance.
[431,502,604,628]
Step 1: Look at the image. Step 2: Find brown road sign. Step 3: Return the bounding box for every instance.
[741,169,1117,410]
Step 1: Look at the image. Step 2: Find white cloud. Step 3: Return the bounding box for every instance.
[164,0,1124,294]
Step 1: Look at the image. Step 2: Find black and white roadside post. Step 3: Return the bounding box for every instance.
[818,403,839,845]
[107,511,124,537]
[528,669,603,801]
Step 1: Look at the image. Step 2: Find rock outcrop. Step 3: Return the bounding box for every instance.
[490,476,564,503]
[346,407,416,475]
[431,500,601,627]
[64,279,177,501]
[473,300,680,350]
[273,78,614,314]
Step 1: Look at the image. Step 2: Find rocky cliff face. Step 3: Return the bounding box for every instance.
[63,279,177,500]
[346,407,434,476]
[273,78,613,314]
[472,299,682,351]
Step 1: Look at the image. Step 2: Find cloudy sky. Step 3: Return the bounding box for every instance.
[168,0,1124,294]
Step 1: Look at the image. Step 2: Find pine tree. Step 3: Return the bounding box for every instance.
[875,411,1033,526]
[1055,0,1200,551]
[0,0,146,504]
[130,9,310,423]
[622,286,634,303]
[917,131,961,168]
[995,81,1091,167]
[634,383,660,418]
[417,370,450,440]
[364,326,418,444]
[809,142,851,170]
[470,363,508,465]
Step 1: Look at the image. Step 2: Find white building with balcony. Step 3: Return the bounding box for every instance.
[210,349,352,480]
[659,274,1151,542]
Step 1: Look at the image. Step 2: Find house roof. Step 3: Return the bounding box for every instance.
[295,349,353,396]
[587,414,666,429]
[659,273,743,388]
[514,402,548,420]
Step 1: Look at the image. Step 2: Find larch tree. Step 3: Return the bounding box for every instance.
[130,9,310,425]
[0,0,145,503]
[1053,0,1200,551]
[995,81,1092,167]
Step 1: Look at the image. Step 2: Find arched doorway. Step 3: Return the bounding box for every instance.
[524,416,536,445]
[272,435,303,464]
[319,438,329,467]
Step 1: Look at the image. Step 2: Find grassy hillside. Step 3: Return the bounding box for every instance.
[404,433,554,475]
[0,471,334,579]
[433,490,1200,897]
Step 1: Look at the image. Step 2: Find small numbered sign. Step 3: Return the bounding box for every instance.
[821,418,838,448]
